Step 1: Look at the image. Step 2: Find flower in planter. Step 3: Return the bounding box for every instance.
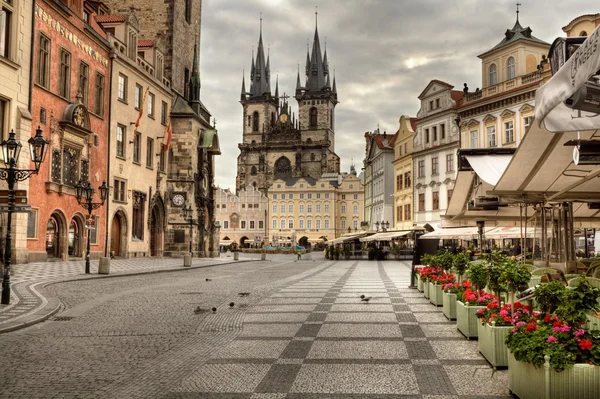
[477,301,532,326]
[462,288,496,306]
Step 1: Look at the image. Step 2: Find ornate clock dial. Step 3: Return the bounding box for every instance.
[172,194,185,206]
[279,113,288,123]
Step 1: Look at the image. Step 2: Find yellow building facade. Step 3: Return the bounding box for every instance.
[563,14,600,37]
[392,116,416,231]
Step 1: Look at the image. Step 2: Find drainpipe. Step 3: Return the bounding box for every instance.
[104,53,116,257]
[28,1,36,112]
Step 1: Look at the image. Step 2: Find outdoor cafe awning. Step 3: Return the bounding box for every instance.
[329,233,367,245]
[485,226,551,239]
[359,231,411,242]
[219,240,233,246]
[420,226,493,240]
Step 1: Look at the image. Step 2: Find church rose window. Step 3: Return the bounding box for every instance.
[274,157,292,180]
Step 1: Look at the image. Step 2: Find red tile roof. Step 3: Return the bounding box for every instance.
[138,39,155,47]
[450,90,464,107]
[95,14,126,23]
[409,118,418,131]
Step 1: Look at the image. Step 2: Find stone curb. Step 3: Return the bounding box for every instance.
[0,258,261,335]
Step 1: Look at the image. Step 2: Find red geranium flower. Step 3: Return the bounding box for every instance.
[579,339,593,351]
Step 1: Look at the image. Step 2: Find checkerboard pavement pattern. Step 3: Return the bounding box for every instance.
[165,261,512,398]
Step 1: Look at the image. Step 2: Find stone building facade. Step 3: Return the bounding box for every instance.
[27,1,111,262]
[236,20,339,194]
[363,130,396,230]
[334,171,365,235]
[100,0,203,98]
[96,13,172,258]
[215,184,268,247]
[413,80,463,228]
[392,116,417,231]
[0,0,34,264]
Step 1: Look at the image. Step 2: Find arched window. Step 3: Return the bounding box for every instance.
[580,31,588,37]
[489,64,497,86]
[250,166,257,176]
[252,111,259,132]
[274,157,292,180]
[306,138,313,144]
[506,57,515,80]
[310,107,318,128]
[252,181,257,188]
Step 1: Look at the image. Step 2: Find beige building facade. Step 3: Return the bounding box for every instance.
[0,0,34,263]
[215,184,268,247]
[458,15,550,151]
[563,14,600,37]
[393,116,416,231]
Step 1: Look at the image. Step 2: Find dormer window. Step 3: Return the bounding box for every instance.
[506,57,515,80]
[489,64,497,86]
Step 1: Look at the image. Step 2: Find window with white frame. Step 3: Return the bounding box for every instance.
[316,204,321,213]
[341,205,346,214]
[418,160,425,177]
[307,193,312,199]
[504,121,514,143]
[280,204,285,213]
[241,221,246,229]
[250,220,255,229]
[353,220,358,229]
[288,219,294,229]
[224,221,229,229]
[353,194,358,200]
[299,193,304,199]
[272,204,277,214]
[307,219,312,229]
[272,193,277,199]
[316,219,321,229]
[324,203,330,213]
[506,56,515,80]
[280,219,285,229]
[299,219,304,229]
[325,193,330,199]
[470,130,478,148]
[288,204,293,213]
[489,64,497,85]
[299,204,304,213]
[316,193,321,199]
[118,74,127,101]
[523,116,533,132]
[307,204,312,213]
[258,220,264,229]
[446,154,454,172]
[341,219,346,229]
[324,219,330,229]
[353,205,358,214]
[487,126,496,147]
[272,219,277,229]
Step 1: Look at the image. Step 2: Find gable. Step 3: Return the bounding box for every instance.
[418,79,454,100]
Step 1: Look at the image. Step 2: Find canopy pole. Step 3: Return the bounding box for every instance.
[541,205,548,266]
[519,204,524,264]
[524,202,528,263]
[567,202,575,263]
[549,206,555,266]
[558,204,563,263]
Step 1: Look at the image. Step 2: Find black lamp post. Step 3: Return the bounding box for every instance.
[375,221,380,231]
[182,204,194,255]
[0,127,49,305]
[383,221,390,231]
[75,180,108,274]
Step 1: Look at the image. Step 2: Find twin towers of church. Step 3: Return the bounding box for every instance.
[235,17,341,194]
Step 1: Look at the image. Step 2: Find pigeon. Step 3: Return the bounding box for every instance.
[360,294,365,299]
[205,278,212,281]
[361,296,372,302]
[238,292,250,297]
[229,302,235,308]
[212,307,217,312]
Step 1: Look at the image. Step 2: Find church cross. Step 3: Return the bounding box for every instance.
[280,93,290,103]
[516,3,521,21]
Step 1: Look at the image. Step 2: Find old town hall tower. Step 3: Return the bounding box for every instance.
[236,17,340,194]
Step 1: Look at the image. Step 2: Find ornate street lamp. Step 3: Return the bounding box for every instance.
[384,221,390,231]
[375,221,380,231]
[75,180,108,274]
[0,127,49,304]
[182,204,194,255]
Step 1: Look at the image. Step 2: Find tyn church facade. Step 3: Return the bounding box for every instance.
[236,19,340,194]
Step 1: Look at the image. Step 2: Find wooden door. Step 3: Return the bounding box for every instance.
[111,217,121,256]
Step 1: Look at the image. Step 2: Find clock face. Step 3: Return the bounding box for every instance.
[172,194,185,206]
[279,113,288,123]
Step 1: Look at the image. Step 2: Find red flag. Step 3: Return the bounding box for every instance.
[164,122,172,151]
[134,87,149,132]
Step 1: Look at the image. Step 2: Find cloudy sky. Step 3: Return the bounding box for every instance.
[199,0,598,190]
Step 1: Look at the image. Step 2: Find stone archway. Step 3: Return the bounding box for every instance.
[298,236,309,247]
[46,211,68,260]
[110,210,128,258]
[240,236,249,248]
[68,213,86,258]
[149,200,165,257]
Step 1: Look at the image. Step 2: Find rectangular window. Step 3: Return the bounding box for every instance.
[353,194,358,200]
[280,204,285,213]
[272,204,277,214]
[118,74,127,101]
[37,34,50,88]
[470,130,478,148]
[487,126,496,147]
[0,0,13,58]
[341,194,346,200]
[404,172,411,188]
[299,204,304,213]
[341,205,346,214]
[288,204,293,213]
[184,68,190,99]
[404,204,411,221]
[316,219,321,229]
[324,193,330,199]
[299,193,304,199]
[307,219,312,229]
[161,101,168,125]
[133,132,141,163]
[159,146,166,172]
[280,219,285,229]
[134,84,142,109]
[316,204,321,213]
[59,49,71,99]
[273,194,277,199]
[441,123,446,139]
[324,204,330,213]
[114,179,126,202]
[316,193,320,199]
[272,219,277,229]
[224,221,229,229]
[396,174,403,190]
[27,209,38,239]
[79,62,89,106]
[148,93,155,117]
[258,221,264,229]
[307,193,312,199]
[116,125,125,158]
[94,73,105,116]
[429,101,434,110]
[433,126,437,141]
[132,192,146,240]
[288,220,293,229]
[341,219,346,230]
[353,205,358,214]
[289,194,294,199]
[307,204,312,213]
[523,116,533,133]
[324,219,330,229]
[241,221,246,229]
[504,121,514,143]
[446,154,454,172]
[425,128,429,144]
[432,191,439,210]
[435,98,440,108]
[431,157,438,175]
[419,193,425,211]
[299,219,304,229]
[418,160,425,178]
[397,206,402,221]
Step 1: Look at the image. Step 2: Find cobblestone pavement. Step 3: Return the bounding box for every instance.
[0,258,511,398]
[0,253,260,333]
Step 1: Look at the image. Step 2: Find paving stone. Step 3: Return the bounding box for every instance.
[254,364,302,393]
[295,324,322,338]
[307,341,408,359]
[212,340,288,359]
[317,324,402,338]
[173,363,271,393]
[280,340,313,358]
[430,341,483,360]
[326,313,398,323]
[240,324,302,338]
[413,364,457,395]
[443,365,510,396]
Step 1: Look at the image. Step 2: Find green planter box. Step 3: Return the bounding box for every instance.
[429,282,443,306]
[456,301,484,339]
[417,278,424,292]
[423,280,430,299]
[508,353,600,399]
[477,322,511,368]
[442,292,457,320]
[587,314,600,332]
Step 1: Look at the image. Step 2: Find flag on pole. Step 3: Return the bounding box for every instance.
[163,122,172,151]
[134,86,150,133]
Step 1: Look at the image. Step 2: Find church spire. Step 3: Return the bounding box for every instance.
[305,9,328,93]
[188,34,202,114]
[240,70,246,101]
[274,74,279,101]
[249,16,271,97]
[296,64,302,94]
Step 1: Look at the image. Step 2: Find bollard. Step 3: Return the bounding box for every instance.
[261,253,266,261]
[184,254,191,267]
[234,252,239,261]
[98,257,111,274]
[226,250,231,257]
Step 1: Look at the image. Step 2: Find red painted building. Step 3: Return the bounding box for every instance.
[28,1,110,262]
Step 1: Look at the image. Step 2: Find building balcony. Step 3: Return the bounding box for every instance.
[463,70,543,103]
